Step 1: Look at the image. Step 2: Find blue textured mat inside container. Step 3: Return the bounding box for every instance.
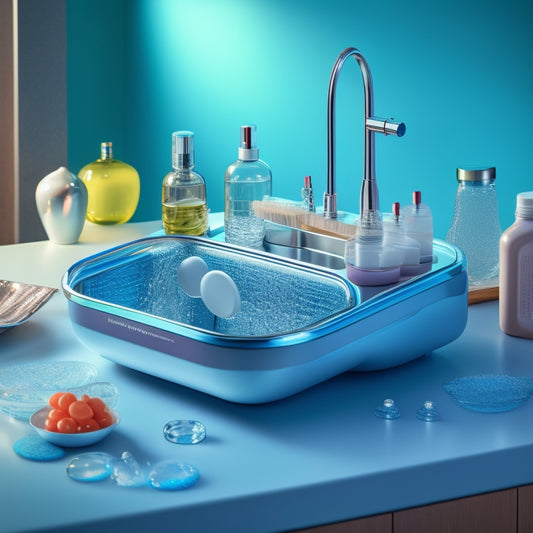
[72,239,354,337]
[444,374,533,412]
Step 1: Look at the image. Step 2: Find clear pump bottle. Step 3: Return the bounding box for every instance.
[500,192,533,338]
[224,125,272,249]
[162,131,208,236]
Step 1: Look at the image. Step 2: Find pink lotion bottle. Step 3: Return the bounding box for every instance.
[500,192,533,338]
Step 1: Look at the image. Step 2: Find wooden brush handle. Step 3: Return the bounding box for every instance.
[468,286,499,305]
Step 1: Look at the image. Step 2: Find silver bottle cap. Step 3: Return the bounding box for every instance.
[172,131,194,169]
[457,167,495,183]
[238,125,259,161]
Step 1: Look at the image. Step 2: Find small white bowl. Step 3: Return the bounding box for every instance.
[30,406,119,447]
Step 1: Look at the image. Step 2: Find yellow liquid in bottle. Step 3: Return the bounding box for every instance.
[79,159,140,225]
[162,199,208,235]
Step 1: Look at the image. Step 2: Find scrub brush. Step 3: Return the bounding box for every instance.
[252,197,309,229]
[253,196,357,240]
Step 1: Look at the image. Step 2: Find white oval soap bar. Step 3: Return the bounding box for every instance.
[200,271,240,318]
[178,256,209,297]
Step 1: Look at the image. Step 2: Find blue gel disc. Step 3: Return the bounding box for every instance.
[13,435,66,461]
[163,420,206,445]
[444,374,533,412]
[149,461,199,491]
[66,452,115,482]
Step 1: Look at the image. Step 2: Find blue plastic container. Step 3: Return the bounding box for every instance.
[62,235,467,403]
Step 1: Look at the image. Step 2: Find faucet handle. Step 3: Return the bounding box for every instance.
[366,117,406,137]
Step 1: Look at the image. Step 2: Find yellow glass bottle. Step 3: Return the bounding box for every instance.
[78,142,140,224]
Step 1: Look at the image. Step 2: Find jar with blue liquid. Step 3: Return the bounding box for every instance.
[446,167,501,286]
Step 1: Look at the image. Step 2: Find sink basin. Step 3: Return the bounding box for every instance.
[264,221,348,270]
[62,235,467,403]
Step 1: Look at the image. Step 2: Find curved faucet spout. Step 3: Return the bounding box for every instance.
[323,47,405,222]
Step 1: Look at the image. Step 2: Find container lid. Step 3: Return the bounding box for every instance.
[516,191,533,219]
[456,167,496,182]
[172,131,194,169]
[238,125,259,161]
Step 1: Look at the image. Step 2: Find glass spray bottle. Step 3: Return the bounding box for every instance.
[162,131,208,236]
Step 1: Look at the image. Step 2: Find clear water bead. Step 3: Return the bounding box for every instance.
[66,452,115,482]
[111,451,148,487]
[374,398,400,419]
[164,419,206,444]
[149,460,199,491]
[416,400,441,421]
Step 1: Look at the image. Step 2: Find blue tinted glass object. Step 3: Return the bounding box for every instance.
[111,451,148,487]
[67,452,115,482]
[374,398,400,419]
[416,400,441,421]
[164,420,206,444]
[149,461,199,490]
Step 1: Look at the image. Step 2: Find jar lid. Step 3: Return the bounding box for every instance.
[456,167,496,182]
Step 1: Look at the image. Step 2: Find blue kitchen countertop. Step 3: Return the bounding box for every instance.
[1,220,533,533]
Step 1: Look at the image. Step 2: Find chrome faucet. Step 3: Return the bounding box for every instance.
[323,47,405,228]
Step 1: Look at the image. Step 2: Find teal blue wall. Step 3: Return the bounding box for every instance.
[67,0,533,238]
[67,1,128,169]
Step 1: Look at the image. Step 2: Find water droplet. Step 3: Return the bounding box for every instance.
[149,460,199,491]
[13,435,66,461]
[163,420,206,444]
[374,398,400,419]
[66,452,115,482]
[416,400,440,421]
[111,451,148,487]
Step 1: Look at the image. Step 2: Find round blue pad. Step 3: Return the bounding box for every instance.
[13,435,66,461]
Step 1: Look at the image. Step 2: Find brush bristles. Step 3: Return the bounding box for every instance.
[252,199,357,239]
[252,199,308,229]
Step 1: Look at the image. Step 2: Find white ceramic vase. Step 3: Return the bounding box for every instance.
[35,167,88,244]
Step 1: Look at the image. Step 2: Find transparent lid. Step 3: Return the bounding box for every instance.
[172,131,195,169]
